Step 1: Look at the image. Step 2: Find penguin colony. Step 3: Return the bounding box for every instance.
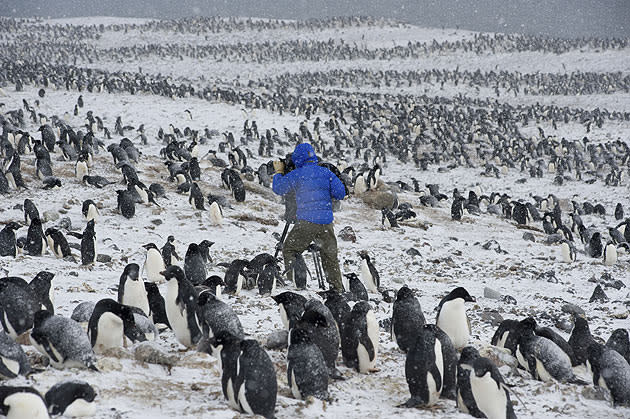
[0,14,628,419]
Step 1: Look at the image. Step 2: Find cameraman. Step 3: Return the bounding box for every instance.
[272,143,346,292]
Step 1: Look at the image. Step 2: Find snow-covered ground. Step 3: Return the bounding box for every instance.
[0,15,629,419]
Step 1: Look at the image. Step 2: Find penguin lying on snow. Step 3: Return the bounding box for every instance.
[0,386,49,419]
[436,287,475,350]
[457,346,517,419]
[30,310,97,370]
[45,380,97,417]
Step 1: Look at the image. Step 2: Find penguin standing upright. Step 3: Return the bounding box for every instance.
[271,292,306,330]
[320,290,351,332]
[436,287,475,350]
[29,271,55,313]
[287,327,329,400]
[606,329,630,365]
[184,243,206,286]
[301,300,342,378]
[189,182,205,210]
[559,239,576,263]
[45,228,72,259]
[587,232,603,258]
[615,203,624,221]
[143,243,165,283]
[75,154,89,181]
[568,315,596,367]
[223,259,249,295]
[209,201,223,225]
[402,324,443,407]
[82,199,100,223]
[587,343,630,406]
[344,273,368,301]
[234,340,277,418]
[0,223,22,257]
[30,310,97,370]
[197,291,244,339]
[161,236,181,267]
[144,282,170,329]
[118,263,149,316]
[341,301,378,373]
[23,199,40,225]
[161,266,202,348]
[391,285,425,353]
[257,261,279,296]
[456,346,484,417]
[25,217,47,256]
[0,386,49,419]
[116,190,135,219]
[603,241,617,266]
[45,381,97,418]
[359,250,380,293]
[0,280,40,338]
[68,220,97,265]
[208,331,242,410]
[291,253,308,289]
[87,299,138,353]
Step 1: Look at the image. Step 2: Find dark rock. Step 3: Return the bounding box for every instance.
[379,317,392,332]
[405,247,421,257]
[537,270,558,283]
[69,271,79,277]
[478,310,504,327]
[151,219,163,226]
[561,303,585,317]
[338,225,356,243]
[97,254,112,263]
[522,232,535,242]
[380,289,396,303]
[501,295,517,305]
[544,233,565,245]
[265,330,288,350]
[57,217,72,230]
[589,285,609,303]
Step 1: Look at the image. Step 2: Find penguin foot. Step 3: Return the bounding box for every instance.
[397,397,423,408]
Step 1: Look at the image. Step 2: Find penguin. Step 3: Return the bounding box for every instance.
[603,241,617,266]
[568,315,596,367]
[25,217,47,256]
[189,157,200,180]
[0,331,30,379]
[402,324,443,407]
[341,301,378,373]
[68,220,97,265]
[559,239,576,263]
[161,235,181,267]
[491,319,521,353]
[456,346,485,417]
[587,343,630,406]
[301,300,342,378]
[75,155,89,180]
[201,275,224,297]
[28,271,55,313]
[116,190,135,219]
[118,263,149,316]
[0,386,49,419]
[515,317,583,383]
[391,285,425,353]
[606,329,630,365]
[81,199,100,223]
[271,291,306,330]
[359,250,380,292]
[161,266,202,348]
[70,302,96,324]
[209,201,223,225]
[290,253,308,290]
[23,199,40,225]
[189,182,205,210]
[198,239,214,265]
[44,381,97,417]
[223,259,249,295]
[197,290,244,339]
[587,232,603,258]
[142,243,165,283]
[234,339,277,418]
[0,279,40,338]
[319,289,351,333]
[451,197,465,221]
[42,177,62,190]
[287,326,329,400]
[208,331,242,411]
[44,228,72,259]
[83,175,115,189]
[435,287,475,350]
[30,310,97,370]
[87,299,138,353]
[343,273,368,301]
[0,222,22,257]
[257,262,279,296]
[144,282,170,329]
[615,203,624,221]
[354,175,367,195]
[184,243,206,286]
[381,208,398,227]
[459,347,517,419]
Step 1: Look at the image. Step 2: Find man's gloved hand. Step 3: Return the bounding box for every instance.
[273,160,285,174]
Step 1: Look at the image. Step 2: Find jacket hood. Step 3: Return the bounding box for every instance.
[291,143,318,168]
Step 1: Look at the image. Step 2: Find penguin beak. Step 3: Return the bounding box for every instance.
[142,244,151,249]
[468,296,477,303]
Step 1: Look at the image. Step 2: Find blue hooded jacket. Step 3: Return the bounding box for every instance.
[272,143,346,224]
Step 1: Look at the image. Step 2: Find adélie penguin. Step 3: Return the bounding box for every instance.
[25,217,46,256]
[0,222,22,257]
[568,315,597,367]
[161,266,202,348]
[436,287,476,350]
[67,220,97,265]
[287,326,329,400]
[587,343,630,406]
[402,324,444,407]
[271,291,306,330]
[234,339,277,418]
[302,299,342,378]
[0,279,41,338]
[359,250,380,292]
[30,310,98,370]
[207,331,242,410]
[343,273,368,301]
[0,331,30,378]
[144,282,170,329]
[197,290,244,339]
[82,199,99,223]
[87,299,139,353]
[0,386,49,419]
[341,301,378,373]
[143,243,165,283]
[184,243,206,286]
[391,285,425,353]
[45,380,97,417]
[606,328,630,365]
[118,263,149,316]
[457,346,517,419]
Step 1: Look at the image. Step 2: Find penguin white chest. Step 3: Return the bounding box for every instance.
[75,161,88,180]
[123,278,150,315]
[165,280,192,347]
[437,299,469,349]
[471,371,508,419]
[94,312,124,352]
[360,260,377,293]
[209,202,223,225]
[86,205,99,223]
[604,244,617,266]
[427,339,443,405]
[144,249,165,283]
[290,369,302,399]
[4,393,49,419]
[278,304,289,330]
[357,309,379,373]
[63,398,97,418]
[560,242,572,263]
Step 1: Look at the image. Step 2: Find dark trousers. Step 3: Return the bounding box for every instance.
[282,220,343,291]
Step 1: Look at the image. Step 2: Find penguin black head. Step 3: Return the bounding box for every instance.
[299,309,328,328]
[3,222,22,232]
[272,291,306,307]
[607,328,629,353]
[358,250,370,261]
[197,289,218,306]
[209,330,242,348]
[459,346,480,365]
[519,317,537,333]
[352,301,372,315]
[121,263,140,281]
[396,285,415,300]
[289,326,312,345]
[186,243,200,255]
[201,276,224,293]
[344,272,360,281]
[167,235,175,243]
[142,243,159,251]
[45,380,97,415]
[445,287,476,303]
[160,265,186,281]
[33,309,54,327]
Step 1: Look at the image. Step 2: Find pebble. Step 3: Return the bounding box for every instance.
[478,310,504,327]
[57,217,72,230]
[484,287,502,300]
[134,342,178,367]
[561,303,585,317]
[589,284,609,303]
[43,210,60,223]
[522,232,535,242]
[96,254,112,263]
[338,225,356,242]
